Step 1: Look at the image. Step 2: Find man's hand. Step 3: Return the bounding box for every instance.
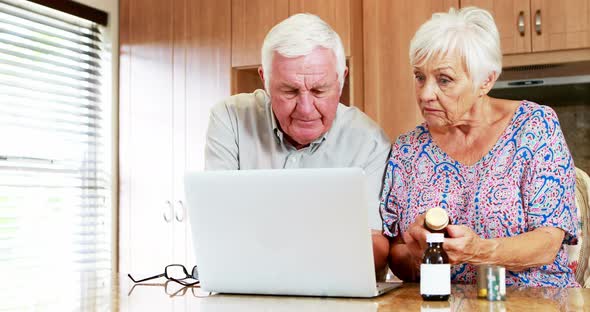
[372,230,390,281]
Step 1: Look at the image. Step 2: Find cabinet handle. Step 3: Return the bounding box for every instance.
[175,200,185,222]
[534,9,542,35]
[163,200,172,223]
[517,11,525,36]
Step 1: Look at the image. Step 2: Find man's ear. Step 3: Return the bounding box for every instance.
[338,67,349,96]
[479,71,497,96]
[258,66,265,87]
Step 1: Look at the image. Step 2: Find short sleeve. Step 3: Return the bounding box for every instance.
[380,140,405,238]
[523,106,578,244]
[204,100,239,170]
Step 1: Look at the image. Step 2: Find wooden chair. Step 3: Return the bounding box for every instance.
[571,167,590,287]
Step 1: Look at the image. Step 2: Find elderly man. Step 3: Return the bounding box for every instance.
[204,13,391,277]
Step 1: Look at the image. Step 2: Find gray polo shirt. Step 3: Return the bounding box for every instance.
[204,89,392,229]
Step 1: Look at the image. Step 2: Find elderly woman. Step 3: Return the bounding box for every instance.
[379,7,579,287]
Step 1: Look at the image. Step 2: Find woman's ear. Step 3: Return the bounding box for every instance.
[479,71,498,96]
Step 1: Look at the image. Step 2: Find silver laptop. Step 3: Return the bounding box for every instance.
[184,168,401,298]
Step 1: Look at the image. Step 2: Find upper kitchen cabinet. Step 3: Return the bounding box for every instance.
[363,0,458,141]
[231,0,289,67]
[461,0,532,54]
[289,0,363,58]
[530,0,590,52]
[462,0,590,65]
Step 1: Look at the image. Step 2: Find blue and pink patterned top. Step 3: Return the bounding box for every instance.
[380,101,579,287]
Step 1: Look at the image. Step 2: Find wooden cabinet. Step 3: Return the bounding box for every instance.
[461,0,531,54]
[530,0,590,52]
[463,0,590,54]
[231,0,289,68]
[183,0,232,276]
[363,0,458,141]
[289,0,363,58]
[119,1,231,311]
[119,0,176,279]
[119,0,176,310]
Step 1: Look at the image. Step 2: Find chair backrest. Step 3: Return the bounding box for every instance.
[573,167,590,287]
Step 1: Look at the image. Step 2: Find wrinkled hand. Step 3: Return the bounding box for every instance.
[444,225,484,264]
[401,214,429,270]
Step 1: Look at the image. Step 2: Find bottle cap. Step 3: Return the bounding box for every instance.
[426,233,444,243]
[425,207,449,230]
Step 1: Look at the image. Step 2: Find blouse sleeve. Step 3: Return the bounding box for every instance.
[380,140,406,238]
[523,106,578,244]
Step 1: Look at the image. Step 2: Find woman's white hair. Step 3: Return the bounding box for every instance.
[261,13,346,93]
[409,7,502,88]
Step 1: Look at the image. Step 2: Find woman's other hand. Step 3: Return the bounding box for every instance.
[444,224,485,264]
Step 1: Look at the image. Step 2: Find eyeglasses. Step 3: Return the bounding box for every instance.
[127,280,210,298]
[128,264,199,286]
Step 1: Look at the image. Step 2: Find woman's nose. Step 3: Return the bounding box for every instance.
[418,81,437,103]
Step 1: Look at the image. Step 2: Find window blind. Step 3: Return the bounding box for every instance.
[0,0,112,310]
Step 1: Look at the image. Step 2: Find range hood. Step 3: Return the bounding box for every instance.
[493,61,590,89]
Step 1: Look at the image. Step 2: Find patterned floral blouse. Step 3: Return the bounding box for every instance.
[380,101,579,287]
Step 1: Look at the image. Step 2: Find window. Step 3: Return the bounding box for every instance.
[0,0,112,310]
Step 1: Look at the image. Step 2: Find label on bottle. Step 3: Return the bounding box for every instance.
[420,264,451,295]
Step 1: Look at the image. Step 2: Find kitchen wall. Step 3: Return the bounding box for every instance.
[553,97,590,174]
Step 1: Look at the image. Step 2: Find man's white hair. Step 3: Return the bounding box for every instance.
[261,13,346,93]
[409,7,502,88]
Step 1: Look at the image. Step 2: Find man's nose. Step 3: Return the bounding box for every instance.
[295,92,315,115]
[418,80,437,103]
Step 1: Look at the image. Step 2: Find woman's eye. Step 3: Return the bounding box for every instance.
[414,74,425,83]
[438,76,452,86]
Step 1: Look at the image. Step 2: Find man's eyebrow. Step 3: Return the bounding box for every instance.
[278,82,299,89]
[311,83,329,90]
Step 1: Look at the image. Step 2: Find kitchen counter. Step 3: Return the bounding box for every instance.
[17,273,590,311]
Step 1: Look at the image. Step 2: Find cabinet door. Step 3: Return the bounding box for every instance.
[172,0,187,269]
[119,0,175,280]
[184,0,232,263]
[531,0,590,52]
[289,0,362,58]
[231,0,289,67]
[363,0,458,140]
[462,0,531,54]
[184,0,232,309]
